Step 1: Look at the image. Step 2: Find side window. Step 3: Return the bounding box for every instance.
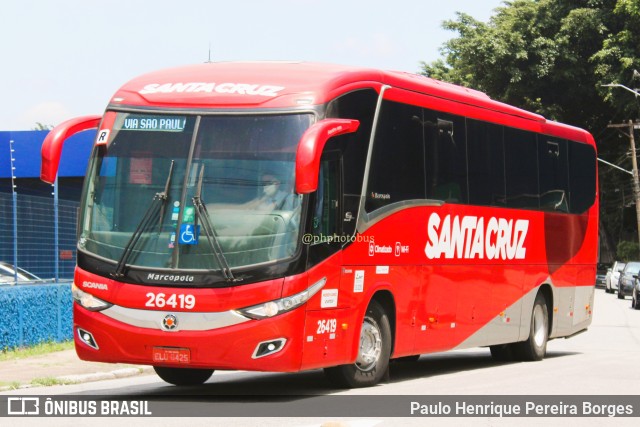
[504,128,539,209]
[365,100,425,212]
[326,89,378,235]
[423,110,468,203]
[312,156,341,239]
[466,119,505,206]
[308,154,342,267]
[568,141,596,213]
[538,138,569,212]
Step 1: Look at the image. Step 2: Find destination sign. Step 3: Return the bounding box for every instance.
[121,115,186,132]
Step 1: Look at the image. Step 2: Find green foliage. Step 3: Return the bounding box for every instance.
[0,340,73,361]
[617,240,640,261]
[32,122,53,131]
[30,376,77,387]
[421,0,630,131]
[421,0,640,248]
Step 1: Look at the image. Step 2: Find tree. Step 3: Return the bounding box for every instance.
[617,240,639,261]
[32,122,53,131]
[421,0,640,250]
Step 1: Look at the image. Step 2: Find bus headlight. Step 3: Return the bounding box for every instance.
[72,283,112,312]
[235,277,327,320]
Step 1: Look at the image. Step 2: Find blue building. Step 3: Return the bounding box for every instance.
[0,129,95,198]
[1,129,95,280]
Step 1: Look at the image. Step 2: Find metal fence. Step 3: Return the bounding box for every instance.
[0,191,78,284]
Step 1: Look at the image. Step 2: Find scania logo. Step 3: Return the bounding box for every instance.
[162,314,178,331]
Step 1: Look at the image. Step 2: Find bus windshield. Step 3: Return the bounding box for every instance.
[79,112,312,275]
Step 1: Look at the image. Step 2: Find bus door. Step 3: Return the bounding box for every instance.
[302,152,355,368]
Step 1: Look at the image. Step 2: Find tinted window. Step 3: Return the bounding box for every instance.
[326,89,378,235]
[366,100,425,212]
[423,111,468,203]
[326,89,377,196]
[505,128,539,209]
[568,141,596,213]
[538,138,569,212]
[466,119,505,206]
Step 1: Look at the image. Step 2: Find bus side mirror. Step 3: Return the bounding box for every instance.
[295,119,360,193]
[41,115,102,184]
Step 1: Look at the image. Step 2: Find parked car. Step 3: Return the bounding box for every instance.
[618,261,640,300]
[633,277,640,310]
[0,262,41,285]
[596,271,607,289]
[606,261,626,294]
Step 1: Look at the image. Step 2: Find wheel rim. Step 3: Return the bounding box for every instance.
[532,304,546,348]
[356,317,382,372]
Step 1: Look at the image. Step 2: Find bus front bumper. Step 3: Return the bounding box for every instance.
[73,303,306,372]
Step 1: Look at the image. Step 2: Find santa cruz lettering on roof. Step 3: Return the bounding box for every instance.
[139,82,285,97]
[425,213,528,261]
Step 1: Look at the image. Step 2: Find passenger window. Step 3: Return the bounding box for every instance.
[568,142,596,213]
[504,128,539,209]
[466,119,505,206]
[538,138,569,212]
[365,100,425,212]
[423,111,468,203]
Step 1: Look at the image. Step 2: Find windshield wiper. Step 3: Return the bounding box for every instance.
[112,160,175,278]
[192,164,239,282]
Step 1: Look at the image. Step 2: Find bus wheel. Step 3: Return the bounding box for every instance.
[153,366,214,386]
[324,300,392,388]
[514,293,549,361]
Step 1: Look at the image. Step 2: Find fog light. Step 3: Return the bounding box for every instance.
[77,327,99,350]
[252,338,286,359]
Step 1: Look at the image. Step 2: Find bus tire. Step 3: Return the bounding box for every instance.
[324,300,392,388]
[153,366,214,386]
[513,293,549,361]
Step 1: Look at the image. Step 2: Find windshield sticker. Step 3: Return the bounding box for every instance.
[96,129,110,145]
[129,156,152,185]
[179,224,200,245]
[121,115,186,132]
[182,206,195,223]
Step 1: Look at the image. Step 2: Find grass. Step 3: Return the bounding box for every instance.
[0,341,76,389]
[0,380,22,390]
[30,376,78,387]
[0,340,74,362]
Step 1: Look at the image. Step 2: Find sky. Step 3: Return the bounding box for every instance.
[0,0,504,130]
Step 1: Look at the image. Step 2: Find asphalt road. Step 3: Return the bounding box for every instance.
[3,287,640,426]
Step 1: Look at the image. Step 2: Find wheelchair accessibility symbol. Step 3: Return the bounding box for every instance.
[179,224,200,245]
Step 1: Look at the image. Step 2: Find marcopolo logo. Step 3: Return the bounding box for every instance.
[424,213,528,261]
[146,273,195,283]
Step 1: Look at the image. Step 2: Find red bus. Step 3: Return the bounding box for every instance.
[41,62,598,388]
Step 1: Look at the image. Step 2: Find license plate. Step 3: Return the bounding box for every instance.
[152,347,191,364]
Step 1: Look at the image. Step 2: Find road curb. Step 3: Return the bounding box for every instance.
[0,366,154,392]
[56,366,154,384]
